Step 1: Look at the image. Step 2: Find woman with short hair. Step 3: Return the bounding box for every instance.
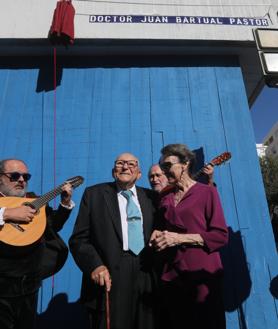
[150,143,228,329]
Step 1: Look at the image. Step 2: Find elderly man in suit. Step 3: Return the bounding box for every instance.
[69,153,158,329]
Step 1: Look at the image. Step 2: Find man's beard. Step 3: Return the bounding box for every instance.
[0,182,27,197]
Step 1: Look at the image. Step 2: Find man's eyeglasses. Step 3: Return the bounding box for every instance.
[159,162,180,172]
[0,172,32,182]
[114,160,138,169]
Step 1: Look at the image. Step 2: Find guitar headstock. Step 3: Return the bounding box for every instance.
[210,152,231,166]
[65,176,84,188]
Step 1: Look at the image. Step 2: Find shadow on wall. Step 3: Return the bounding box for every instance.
[36,293,90,329]
[270,275,278,299]
[220,227,252,329]
[33,55,238,93]
[36,60,63,93]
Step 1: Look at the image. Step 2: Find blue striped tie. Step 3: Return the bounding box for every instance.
[121,190,144,255]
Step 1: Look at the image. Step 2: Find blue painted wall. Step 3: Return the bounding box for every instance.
[0,56,277,328]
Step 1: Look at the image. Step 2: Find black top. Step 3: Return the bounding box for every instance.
[0,193,72,297]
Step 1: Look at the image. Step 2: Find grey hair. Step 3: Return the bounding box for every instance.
[0,159,28,173]
[148,164,159,177]
[160,144,196,176]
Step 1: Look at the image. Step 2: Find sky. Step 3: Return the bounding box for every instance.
[250,86,278,143]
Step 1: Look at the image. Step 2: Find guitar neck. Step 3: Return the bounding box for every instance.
[192,152,231,180]
[30,183,66,210]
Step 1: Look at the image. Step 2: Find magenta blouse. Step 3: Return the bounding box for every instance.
[159,182,228,281]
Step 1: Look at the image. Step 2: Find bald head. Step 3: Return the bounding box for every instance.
[112,153,141,190]
[115,153,139,164]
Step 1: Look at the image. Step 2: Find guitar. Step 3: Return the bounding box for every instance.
[0,176,84,247]
[193,151,231,180]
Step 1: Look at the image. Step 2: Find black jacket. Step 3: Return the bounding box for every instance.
[0,192,72,297]
[69,182,158,309]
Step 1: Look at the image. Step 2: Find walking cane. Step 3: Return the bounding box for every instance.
[106,289,110,329]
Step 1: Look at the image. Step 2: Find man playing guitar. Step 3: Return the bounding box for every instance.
[0,158,74,329]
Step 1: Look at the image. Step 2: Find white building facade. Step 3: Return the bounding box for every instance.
[256,143,267,157]
[264,121,278,157]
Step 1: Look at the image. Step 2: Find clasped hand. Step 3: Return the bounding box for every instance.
[149,229,180,251]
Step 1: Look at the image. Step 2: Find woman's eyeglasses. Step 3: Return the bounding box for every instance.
[0,172,32,182]
[159,162,180,172]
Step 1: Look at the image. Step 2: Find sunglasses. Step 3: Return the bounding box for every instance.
[159,162,180,172]
[0,172,32,182]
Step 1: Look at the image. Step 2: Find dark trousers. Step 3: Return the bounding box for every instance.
[161,272,226,329]
[0,292,38,329]
[88,252,157,329]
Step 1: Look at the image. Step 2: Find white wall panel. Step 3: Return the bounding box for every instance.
[0,0,277,41]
